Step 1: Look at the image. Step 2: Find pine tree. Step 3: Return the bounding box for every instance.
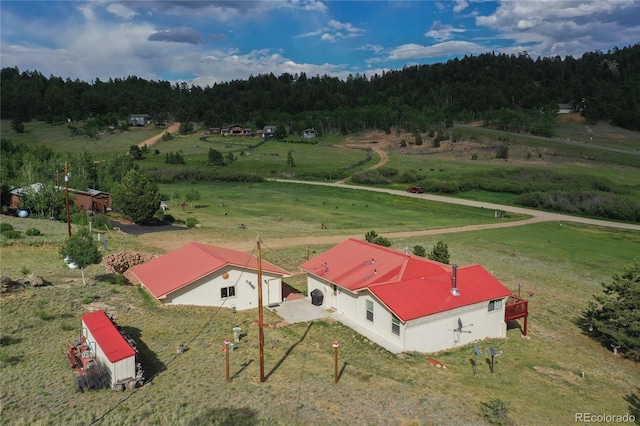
[584,262,640,361]
[428,241,450,264]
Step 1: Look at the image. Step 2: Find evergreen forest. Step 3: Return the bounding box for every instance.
[2,44,639,135]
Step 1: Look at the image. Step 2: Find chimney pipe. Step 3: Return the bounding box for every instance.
[451,264,459,296]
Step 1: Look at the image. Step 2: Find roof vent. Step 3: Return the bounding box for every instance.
[450,264,459,296]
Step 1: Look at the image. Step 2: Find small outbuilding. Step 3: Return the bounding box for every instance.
[131,242,291,309]
[80,310,142,390]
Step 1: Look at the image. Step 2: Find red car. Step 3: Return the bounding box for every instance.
[407,186,424,194]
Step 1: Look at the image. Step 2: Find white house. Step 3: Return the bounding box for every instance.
[131,242,291,309]
[81,310,141,389]
[299,239,528,354]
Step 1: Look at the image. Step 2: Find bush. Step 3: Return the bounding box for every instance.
[0,223,14,232]
[25,228,41,236]
[2,230,21,239]
[163,214,176,224]
[480,398,513,425]
[91,214,113,231]
[185,217,199,228]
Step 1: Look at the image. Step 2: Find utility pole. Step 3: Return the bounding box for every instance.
[257,236,265,382]
[65,162,71,238]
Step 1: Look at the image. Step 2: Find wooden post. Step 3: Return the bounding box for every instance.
[225,339,230,382]
[65,162,71,238]
[257,237,265,383]
[332,341,339,383]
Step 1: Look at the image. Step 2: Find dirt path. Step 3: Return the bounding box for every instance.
[137,122,181,148]
[335,132,394,184]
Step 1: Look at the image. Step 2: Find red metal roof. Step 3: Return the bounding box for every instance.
[299,238,513,322]
[131,242,290,299]
[81,310,135,363]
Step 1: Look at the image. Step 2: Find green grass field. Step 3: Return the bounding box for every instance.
[1,120,640,425]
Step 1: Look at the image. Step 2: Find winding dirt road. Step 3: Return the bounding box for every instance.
[134,126,640,252]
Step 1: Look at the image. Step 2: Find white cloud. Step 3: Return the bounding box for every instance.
[476,0,640,58]
[193,48,347,87]
[387,40,486,61]
[425,21,465,42]
[106,3,138,20]
[297,19,365,43]
[77,4,96,21]
[453,0,469,13]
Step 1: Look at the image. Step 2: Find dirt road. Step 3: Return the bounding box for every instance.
[137,122,181,148]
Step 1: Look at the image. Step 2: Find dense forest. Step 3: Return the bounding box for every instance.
[2,44,639,134]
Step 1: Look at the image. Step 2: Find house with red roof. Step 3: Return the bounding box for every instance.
[131,242,291,309]
[299,239,527,353]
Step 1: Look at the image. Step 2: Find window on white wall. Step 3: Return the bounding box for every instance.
[391,315,400,336]
[366,300,374,322]
[221,286,236,299]
[488,298,503,312]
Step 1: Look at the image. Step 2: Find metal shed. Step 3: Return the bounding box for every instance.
[81,310,141,390]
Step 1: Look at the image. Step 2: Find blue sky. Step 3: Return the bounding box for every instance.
[1,1,639,87]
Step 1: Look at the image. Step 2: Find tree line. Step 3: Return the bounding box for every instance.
[2,44,639,134]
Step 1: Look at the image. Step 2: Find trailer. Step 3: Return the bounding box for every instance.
[66,310,144,391]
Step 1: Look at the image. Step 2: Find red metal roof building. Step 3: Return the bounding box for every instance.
[131,242,290,309]
[299,238,527,353]
[81,310,138,388]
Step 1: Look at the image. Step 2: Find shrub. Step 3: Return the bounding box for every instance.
[0,223,14,232]
[163,214,176,224]
[412,245,426,257]
[25,228,41,236]
[91,214,113,231]
[479,398,513,425]
[185,217,199,228]
[2,230,21,239]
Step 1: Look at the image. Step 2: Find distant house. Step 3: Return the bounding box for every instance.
[131,242,291,309]
[302,128,316,139]
[10,183,44,210]
[9,183,111,214]
[262,125,277,140]
[228,125,244,136]
[129,114,152,126]
[299,239,528,354]
[71,189,112,213]
[209,127,221,135]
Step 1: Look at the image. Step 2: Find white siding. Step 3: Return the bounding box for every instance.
[163,267,282,310]
[404,299,507,353]
[82,321,136,387]
[306,274,508,353]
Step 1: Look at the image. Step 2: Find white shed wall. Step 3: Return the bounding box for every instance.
[163,267,282,310]
[82,321,136,387]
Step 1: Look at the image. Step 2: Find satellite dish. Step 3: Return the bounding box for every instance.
[474,344,481,357]
[490,347,496,357]
[458,318,463,331]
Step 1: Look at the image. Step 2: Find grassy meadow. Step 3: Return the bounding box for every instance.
[1,118,640,425]
[1,214,639,425]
